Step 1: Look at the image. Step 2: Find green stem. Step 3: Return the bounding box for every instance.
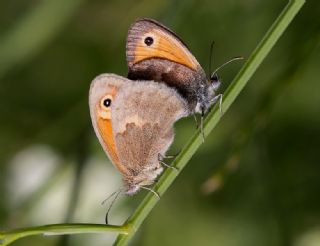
[0,224,129,246]
[114,0,305,245]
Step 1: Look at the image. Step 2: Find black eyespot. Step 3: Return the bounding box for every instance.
[144,36,154,46]
[103,98,112,107]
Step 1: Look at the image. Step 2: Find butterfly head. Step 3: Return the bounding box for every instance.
[210,73,219,84]
[209,72,221,93]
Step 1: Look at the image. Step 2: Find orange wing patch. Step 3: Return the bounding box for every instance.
[95,87,128,174]
[133,29,199,70]
[97,118,128,174]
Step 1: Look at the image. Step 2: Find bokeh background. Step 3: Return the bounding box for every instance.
[0,0,319,245]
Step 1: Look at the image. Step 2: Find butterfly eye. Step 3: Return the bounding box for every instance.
[144,36,154,46]
[210,73,219,83]
[100,95,113,109]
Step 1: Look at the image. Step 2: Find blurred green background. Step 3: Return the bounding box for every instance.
[0,0,319,245]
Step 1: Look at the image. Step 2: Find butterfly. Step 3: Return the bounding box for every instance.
[89,74,188,195]
[126,18,223,124]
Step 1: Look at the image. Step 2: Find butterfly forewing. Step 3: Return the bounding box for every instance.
[126,18,200,71]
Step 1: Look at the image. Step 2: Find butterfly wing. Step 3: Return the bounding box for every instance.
[127,18,200,71]
[89,74,130,175]
[112,80,188,176]
[90,74,188,194]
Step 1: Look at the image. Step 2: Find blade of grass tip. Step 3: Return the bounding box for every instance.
[113,0,305,245]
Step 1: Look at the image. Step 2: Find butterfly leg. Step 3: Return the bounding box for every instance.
[158,153,179,172]
[158,151,181,160]
[200,107,205,143]
[211,94,223,115]
[141,186,160,199]
[193,113,199,129]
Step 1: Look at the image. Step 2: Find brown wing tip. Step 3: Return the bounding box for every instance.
[129,18,191,50]
[133,17,163,26]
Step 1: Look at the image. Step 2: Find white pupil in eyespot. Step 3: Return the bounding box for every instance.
[103,98,111,107]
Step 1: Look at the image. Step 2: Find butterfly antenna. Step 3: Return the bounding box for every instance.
[208,40,215,76]
[101,190,119,205]
[103,189,122,224]
[211,56,244,78]
[141,186,160,199]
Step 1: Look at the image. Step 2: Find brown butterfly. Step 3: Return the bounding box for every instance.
[126,18,222,120]
[89,74,188,195]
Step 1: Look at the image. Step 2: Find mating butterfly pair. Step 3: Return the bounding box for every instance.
[89,18,222,195]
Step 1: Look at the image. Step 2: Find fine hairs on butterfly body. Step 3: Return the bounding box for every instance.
[89,74,188,195]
